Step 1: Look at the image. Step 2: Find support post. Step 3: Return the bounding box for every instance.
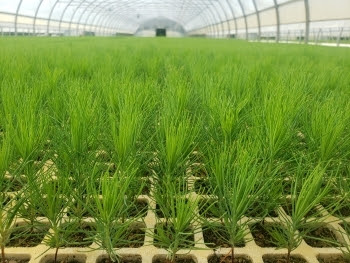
[273,0,280,42]
[15,0,24,36]
[252,0,261,41]
[237,0,248,40]
[304,0,310,43]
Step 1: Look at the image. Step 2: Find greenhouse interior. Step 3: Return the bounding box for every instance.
[0,1,350,263]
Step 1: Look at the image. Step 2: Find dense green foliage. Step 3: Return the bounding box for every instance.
[0,37,350,262]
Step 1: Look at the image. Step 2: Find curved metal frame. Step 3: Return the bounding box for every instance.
[77,1,100,35]
[192,4,218,37]
[174,0,208,35]
[188,0,239,38]
[99,10,140,35]
[13,0,230,38]
[58,0,75,34]
[236,0,248,40]
[68,1,87,35]
[11,0,316,41]
[304,0,310,43]
[273,0,280,42]
[14,0,24,36]
[87,1,115,33]
[47,0,60,35]
[252,0,261,40]
[83,1,148,35]
[33,0,44,35]
[89,0,221,37]
[216,0,231,37]
[182,3,216,36]
[183,3,221,37]
[82,0,128,35]
[204,1,225,37]
[224,0,238,37]
[206,3,224,37]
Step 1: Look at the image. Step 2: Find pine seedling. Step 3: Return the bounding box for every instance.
[156,114,199,179]
[302,96,349,164]
[86,168,143,263]
[335,221,350,261]
[206,141,278,263]
[267,164,337,263]
[152,176,201,263]
[28,171,69,263]
[0,137,24,263]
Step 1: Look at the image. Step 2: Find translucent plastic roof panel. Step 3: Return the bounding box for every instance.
[0,0,349,38]
[0,0,21,13]
[241,0,256,16]
[17,0,42,16]
[255,0,274,11]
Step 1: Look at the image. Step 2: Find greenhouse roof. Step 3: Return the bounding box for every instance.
[0,0,349,39]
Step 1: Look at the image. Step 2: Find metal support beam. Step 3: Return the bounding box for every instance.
[181,2,224,37]
[175,0,211,36]
[252,0,261,40]
[237,0,248,40]
[273,0,280,42]
[304,0,310,43]
[224,0,238,37]
[15,0,24,36]
[84,1,141,35]
[88,2,113,33]
[206,7,222,38]
[84,8,100,34]
[47,0,60,35]
[68,1,87,36]
[58,0,75,34]
[33,0,44,35]
[186,9,216,37]
[337,27,343,47]
[77,1,101,34]
[217,0,231,38]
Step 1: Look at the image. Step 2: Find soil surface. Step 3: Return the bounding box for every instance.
[198,200,220,218]
[203,225,244,248]
[19,203,46,218]
[263,256,307,263]
[141,178,151,195]
[99,255,141,263]
[153,257,195,263]
[8,179,23,191]
[7,224,49,247]
[250,223,285,247]
[193,168,208,178]
[282,203,320,218]
[340,223,350,235]
[62,224,95,247]
[67,203,92,217]
[2,258,30,263]
[153,224,194,248]
[2,196,10,206]
[128,200,148,217]
[193,179,212,194]
[317,255,350,263]
[328,205,350,217]
[155,199,188,218]
[245,204,278,218]
[282,180,292,194]
[46,260,81,263]
[115,226,145,248]
[208,255,251,263]
[302,226,339,247]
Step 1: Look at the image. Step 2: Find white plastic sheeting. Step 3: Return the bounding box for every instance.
[0,0,349,41]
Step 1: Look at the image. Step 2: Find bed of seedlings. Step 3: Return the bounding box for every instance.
[0,37,350,263]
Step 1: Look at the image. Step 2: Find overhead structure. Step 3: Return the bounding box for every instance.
[0,0,349,43]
